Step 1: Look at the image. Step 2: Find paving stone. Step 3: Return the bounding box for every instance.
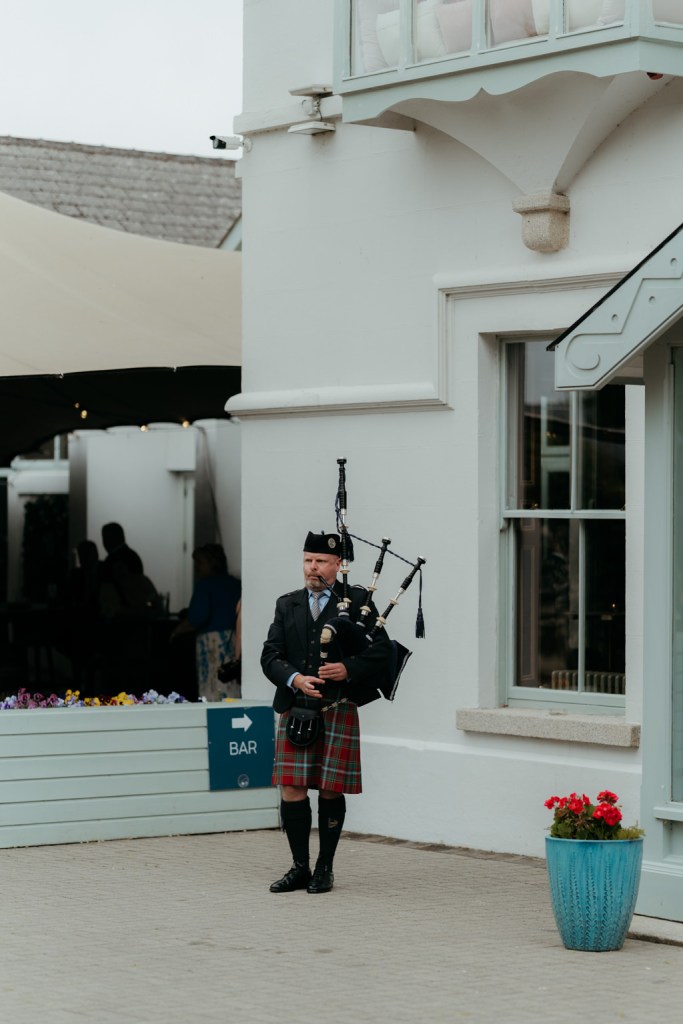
[0,830,682,1023]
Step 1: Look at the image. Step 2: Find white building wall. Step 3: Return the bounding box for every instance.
[237,0,679,854]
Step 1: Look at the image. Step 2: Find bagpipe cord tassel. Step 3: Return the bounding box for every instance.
[415,568,425,639]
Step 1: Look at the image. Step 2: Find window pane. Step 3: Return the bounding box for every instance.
[486,0,545,47]
[584,520,626,694]
[565,0,624,31]
[652,1,683,27]
[352,0,399,76]
[515,518,578,688]
[437,0,473,56]
[512,342,570,510]
[578,387,625,510]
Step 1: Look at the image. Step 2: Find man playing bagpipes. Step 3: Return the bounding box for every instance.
[261,530,394,895]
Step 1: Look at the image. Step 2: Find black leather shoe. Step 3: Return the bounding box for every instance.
[269,863,311,893]
[307,864,334,894]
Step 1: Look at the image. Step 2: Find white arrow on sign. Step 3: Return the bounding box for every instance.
[231,714,253,732]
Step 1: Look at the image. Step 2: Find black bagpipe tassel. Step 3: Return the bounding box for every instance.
[415,568,425,638]
[344,532,354,563]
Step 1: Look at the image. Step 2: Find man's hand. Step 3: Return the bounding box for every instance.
[293,674,325,698]
[318,662,348,683]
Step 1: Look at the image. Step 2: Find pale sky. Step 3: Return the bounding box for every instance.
[0,0,243,157]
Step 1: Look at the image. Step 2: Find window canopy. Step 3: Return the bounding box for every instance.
[552,222,683,391]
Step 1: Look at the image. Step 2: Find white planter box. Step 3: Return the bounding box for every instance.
[0,701,278,849]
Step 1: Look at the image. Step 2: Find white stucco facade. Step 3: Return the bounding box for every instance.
[234,1,683,882]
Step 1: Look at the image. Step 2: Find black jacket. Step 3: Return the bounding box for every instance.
[261,583,393,713]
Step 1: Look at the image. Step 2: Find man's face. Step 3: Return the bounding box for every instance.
[303,552,341,591]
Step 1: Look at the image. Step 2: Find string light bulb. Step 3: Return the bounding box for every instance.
[140,424,149,432]
[79,409,88,420]
[181,419,191,429]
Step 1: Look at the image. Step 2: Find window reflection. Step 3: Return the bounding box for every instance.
[578,389,625,510]
[585,520,626,682]
[511,345,625,512]
[514,517,626,693]
[516,518,578,689]
[486,1,624,45]
[515,341,570,510]
[350,2,649,77]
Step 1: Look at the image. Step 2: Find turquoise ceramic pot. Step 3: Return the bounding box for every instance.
[545,837,644,952]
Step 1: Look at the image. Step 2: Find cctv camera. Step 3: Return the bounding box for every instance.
[210,134,245,150]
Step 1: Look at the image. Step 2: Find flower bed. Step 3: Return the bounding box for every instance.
[1,687,188,709]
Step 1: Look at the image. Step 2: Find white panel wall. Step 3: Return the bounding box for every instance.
[69,422,242,612]
[0,705,278,849]
[193,419,242,577]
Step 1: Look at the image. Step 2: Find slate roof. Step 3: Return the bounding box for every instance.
[0,136,241,248]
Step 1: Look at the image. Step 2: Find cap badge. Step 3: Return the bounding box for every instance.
[328,538,337,549]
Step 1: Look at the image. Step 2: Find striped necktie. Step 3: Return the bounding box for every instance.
[310,593,321,621]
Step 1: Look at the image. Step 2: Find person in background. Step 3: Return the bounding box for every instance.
[99,558,161,691]
[172,544,241,701]
[101,522,144,580]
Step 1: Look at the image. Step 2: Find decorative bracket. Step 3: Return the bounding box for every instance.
[553,223,683,390]
[513,192,570,254]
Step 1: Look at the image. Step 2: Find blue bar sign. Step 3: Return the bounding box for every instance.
[207,705,276,791]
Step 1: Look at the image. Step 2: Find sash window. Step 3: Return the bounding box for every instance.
[503,340,626,707]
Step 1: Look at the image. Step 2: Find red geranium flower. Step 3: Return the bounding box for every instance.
[545,788,641,840]
[594,803,622,827]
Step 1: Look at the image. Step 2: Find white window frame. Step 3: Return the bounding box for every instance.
[501,337,626,712]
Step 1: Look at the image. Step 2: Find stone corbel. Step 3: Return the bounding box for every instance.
[513,191,570,254]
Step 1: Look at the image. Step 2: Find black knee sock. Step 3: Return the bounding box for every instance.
[281,798,311,866]
[317,795,346,868]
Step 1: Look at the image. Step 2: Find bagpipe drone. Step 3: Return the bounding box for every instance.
[317,458,426,709]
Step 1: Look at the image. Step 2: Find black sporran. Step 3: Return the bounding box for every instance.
[285,706,323,748]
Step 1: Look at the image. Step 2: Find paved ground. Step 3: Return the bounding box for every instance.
[2,829,683,1024]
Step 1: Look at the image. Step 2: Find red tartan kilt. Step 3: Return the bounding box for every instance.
[272,703,362,794]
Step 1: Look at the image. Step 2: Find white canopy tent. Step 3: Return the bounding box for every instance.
[0,190,240,375]
[0,191,241,461]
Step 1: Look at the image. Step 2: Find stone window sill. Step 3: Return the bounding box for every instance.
[456,707,640,748]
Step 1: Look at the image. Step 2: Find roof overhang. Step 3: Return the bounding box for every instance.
[552,223,683,391]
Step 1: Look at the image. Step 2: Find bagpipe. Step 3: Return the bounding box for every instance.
[318,458,426,710]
